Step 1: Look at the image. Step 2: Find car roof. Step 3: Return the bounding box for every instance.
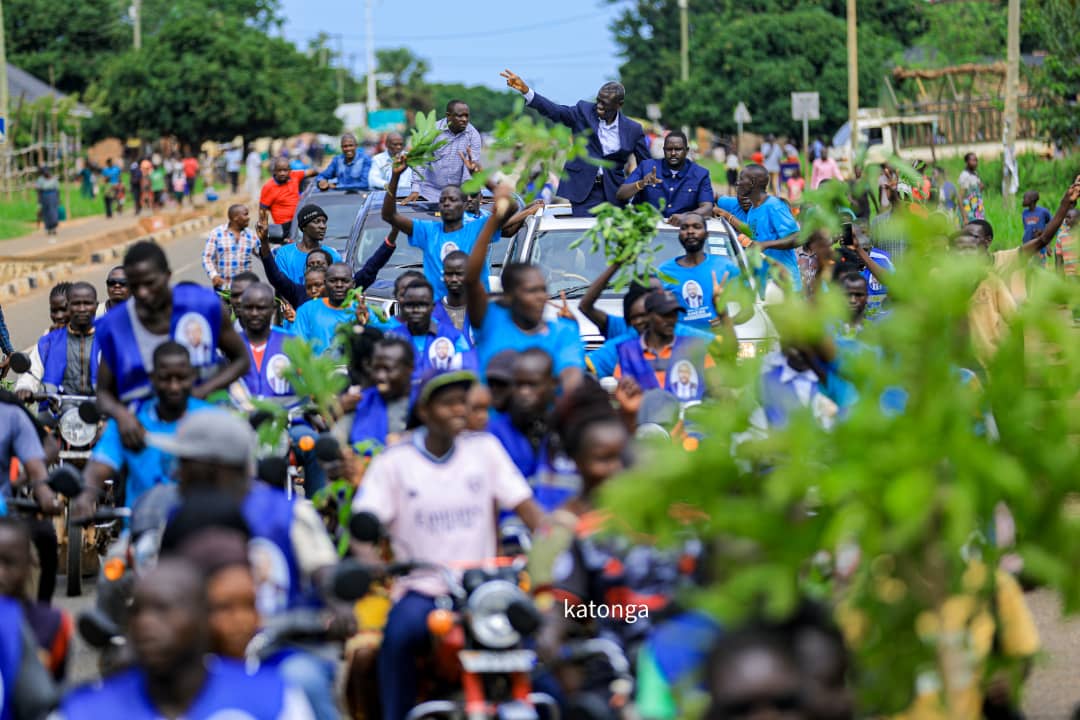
[531,211,731,233]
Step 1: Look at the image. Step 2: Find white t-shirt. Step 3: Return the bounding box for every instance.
[353,431,532,598]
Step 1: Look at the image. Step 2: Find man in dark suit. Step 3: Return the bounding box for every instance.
[501,69,650,217]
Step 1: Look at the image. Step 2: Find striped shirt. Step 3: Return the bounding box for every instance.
[410,119,482,201]
[202,223,260,282]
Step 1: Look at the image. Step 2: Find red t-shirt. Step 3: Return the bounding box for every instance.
[182,157,199,179]
[260,170,307,224]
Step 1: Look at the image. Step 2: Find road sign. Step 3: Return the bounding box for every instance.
[646,104,662,122]
[733,102,752,125]
[791,92,820,121]
[0,117,5,145]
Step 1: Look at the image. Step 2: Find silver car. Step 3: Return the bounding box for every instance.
[498,206,778,359]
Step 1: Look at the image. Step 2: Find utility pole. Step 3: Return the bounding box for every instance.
[678,0,689,138]
[365,0,377,115]
[0,0,10,197]
[846,0,858,165]
[132,0,142,50]
[1002,0,1020,199]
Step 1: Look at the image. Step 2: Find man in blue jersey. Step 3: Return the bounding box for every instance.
[488,349,579,512]
[658,213,741,331]
[715,164,802,291]
[92,241,249,450]
[385,279,471,392]
[76,342,211,520]
[293,263,356,355]
[274,205,344,285]
[15,282,97,403]
[56,559,314,720]
[347,336,415,452]
[616,131,714,224]
[315,133,371,191]
[431,250,471,339]
[237,283,327,496]
[382,156,505,299]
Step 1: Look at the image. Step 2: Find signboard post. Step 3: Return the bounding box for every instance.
[733,102,751,159]
[791,92,820,167]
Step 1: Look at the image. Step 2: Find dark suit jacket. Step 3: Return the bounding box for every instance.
[527,93,650,204]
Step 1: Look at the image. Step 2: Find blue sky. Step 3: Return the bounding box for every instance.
[278,0,623,104]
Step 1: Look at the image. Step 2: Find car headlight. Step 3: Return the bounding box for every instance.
[467,579,529,649]
[737,341,758,359]
[59,408,97,447]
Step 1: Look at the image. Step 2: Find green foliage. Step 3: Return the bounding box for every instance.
[404,110,449,169]
[375,48,435,111]
[608,0,925,134]
[280,337,347,422]
[902,2,1007,68]
[569,202,664,290]
[1024,0,1080,147]
[2,0,128,96]
[88,8,340,144]
[599,160,1080,712]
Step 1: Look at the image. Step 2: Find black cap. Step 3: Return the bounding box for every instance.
[644,290,685,315]
[297,204,328,229]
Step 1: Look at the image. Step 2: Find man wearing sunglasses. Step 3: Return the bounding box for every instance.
[95,266,130,319]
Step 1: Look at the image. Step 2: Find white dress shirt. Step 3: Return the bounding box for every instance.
[369,150,414,191]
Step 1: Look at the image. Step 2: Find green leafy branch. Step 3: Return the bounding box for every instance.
[281,337,347,421]
[568,201,665,291]
[404,109,449,169]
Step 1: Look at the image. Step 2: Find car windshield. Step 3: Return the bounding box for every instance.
[524,228,733,297]
[312,193,365,253]
[352,211,500,296]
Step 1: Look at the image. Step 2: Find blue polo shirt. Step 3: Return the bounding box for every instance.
[90,397,212,509]
[474,303,584,379]
[273,243,343,285]
[625,159,714,218]
[658,254,742,331]
[716,195,801,290]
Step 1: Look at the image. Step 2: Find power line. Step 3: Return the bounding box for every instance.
[288,11,608,44]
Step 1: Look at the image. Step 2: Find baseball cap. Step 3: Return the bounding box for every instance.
[644,290,686,315]
[485,349,517,383]
[417,369,477,406]
[146,408,257,471]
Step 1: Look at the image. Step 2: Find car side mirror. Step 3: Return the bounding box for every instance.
[267,224,285,243]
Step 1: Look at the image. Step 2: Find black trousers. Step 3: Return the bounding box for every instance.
[29,518,57,603]
[571,179,609,217]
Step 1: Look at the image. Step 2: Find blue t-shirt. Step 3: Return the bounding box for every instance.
[586,325,714,377]
[624,159,714,218]
[861,247,894,315]
[474,303,584,378]
[293,298,353,355]
[1022,206,1053,245]
[605,314,629,340]
[273,243,343,285]
[91,397,212,509]
[409,218,495,299]
[101,166,122,184]
[716,196,801,290]
[658,255,742,331]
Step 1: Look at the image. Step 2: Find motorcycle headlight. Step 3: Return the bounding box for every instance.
[466,579,529,649]
[59,408,97,447]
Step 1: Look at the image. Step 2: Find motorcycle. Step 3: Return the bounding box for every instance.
[347,512,560,720]
[7,351,113,596]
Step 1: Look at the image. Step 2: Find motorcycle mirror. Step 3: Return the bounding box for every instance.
[77,608,121,649]
[7,352,31,375]
[331,560,373,601]
[257,456,289,490]
[349,511,383,544]
[314,436,342,463]
[506,598,542,637]
[46,465,83,498]
[462,568,488,595]
[78,400,101,424]
[249,409,276,431]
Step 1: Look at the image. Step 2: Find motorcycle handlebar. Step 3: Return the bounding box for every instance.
[71,507,131,527]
